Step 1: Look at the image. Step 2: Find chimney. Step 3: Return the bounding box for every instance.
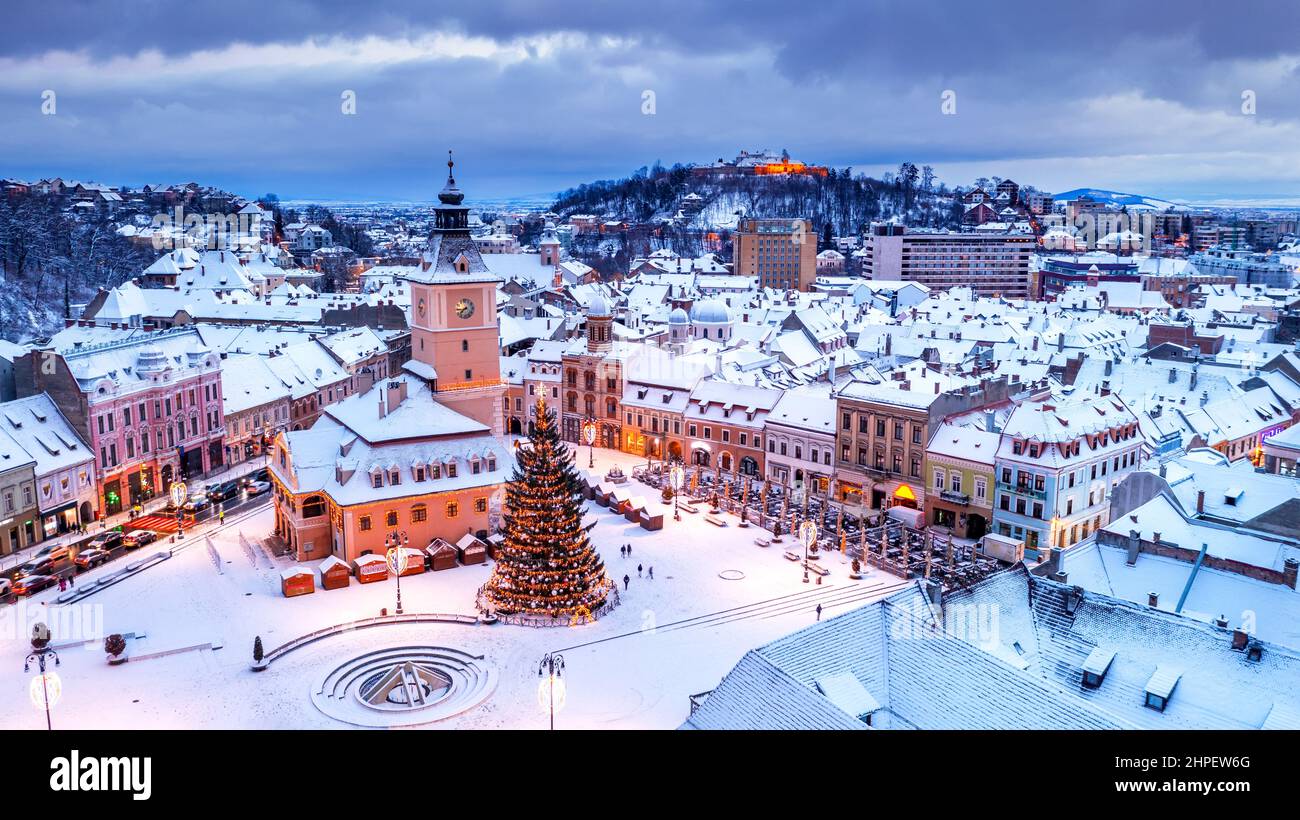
[1148,591,1159,608]
[1158,461,1167,478]
[1190,364,1198,391]
[985,409,998,433]
[1104,359,1112,376]
[1100,380,1111,397]
[386,379,407,410]
[1284,557,1299,590]
[1213,614,1229,628]
[1196,490,1205,514]
[1168,367,1177,384]
[934,381,940,394]
[1126,529,1142,566]
[377,391,387,419]
[1032,336,1039,351]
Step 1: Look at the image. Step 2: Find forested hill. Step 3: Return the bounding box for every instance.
[551,161,967,235]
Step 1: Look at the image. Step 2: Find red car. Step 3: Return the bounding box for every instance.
[13,574,57,596]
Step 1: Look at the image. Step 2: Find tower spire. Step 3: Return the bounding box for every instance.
[446,149,455,185]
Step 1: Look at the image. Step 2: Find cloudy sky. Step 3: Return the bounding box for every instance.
[2,1,1298,204]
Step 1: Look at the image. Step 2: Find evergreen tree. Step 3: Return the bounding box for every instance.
[479,397,616,622]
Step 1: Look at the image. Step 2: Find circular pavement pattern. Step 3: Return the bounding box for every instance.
[310,645,497,727]
[718,569,746,581]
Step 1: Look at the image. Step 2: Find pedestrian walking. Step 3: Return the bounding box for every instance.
[816,603,822,621]
[648,566,654,580]
[622,574,630,591]
[68,575,74,589]
[620,545,626,558]
[627,543,632,557]
[219,510,225,525]
[637,563,643,577]
[58,577,66,593]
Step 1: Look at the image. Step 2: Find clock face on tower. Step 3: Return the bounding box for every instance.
[455,298,475,319]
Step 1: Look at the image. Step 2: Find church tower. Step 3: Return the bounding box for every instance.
[401,151,506,437]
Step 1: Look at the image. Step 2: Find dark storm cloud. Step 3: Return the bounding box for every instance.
[1,1,1297,201]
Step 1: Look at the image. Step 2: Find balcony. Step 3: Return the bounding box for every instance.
[938,489,970,506]
[996,481,1047,501]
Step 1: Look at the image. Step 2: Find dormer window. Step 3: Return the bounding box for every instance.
[487,457,496,471]
[447,463,457,478]
[415,466,426,482]
[371,472,383,489]
[430,464,442,480]
[389,470,401,486]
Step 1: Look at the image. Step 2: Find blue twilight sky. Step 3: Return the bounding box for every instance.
[2,1,1299,205]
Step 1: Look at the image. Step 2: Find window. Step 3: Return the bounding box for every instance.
[415,467,425,482]
[934,469,945,490]
[431,465,442,480]
[385,511,398,527]
[447,463,457,478]
[474,497,487,513]
[359,515,372,531]
[975,478,987,501]
[950,474,962,493]
[446,501,459,518]
[462,340,469,352]
[303,495,326,518]
[371,473,383,489]
[390,471,401,486]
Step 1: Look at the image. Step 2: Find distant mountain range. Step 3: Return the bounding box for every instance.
[1052,188,1189,211]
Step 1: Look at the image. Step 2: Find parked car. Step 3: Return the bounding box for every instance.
[13,574,57,596]
[122,530,157,549]
[207,480,242,503]
[32,543,70,562]
[15,557,56,578]
[243,480,271,497]
[88,532,124,552]
[73,547,110,568]
[0,578,11,597]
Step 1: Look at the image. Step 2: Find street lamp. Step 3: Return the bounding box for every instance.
[582,419,597,469]
[799,519,818,584]
[24,623,60,731]
[670,463,685,522]
[385,530,409,615]
[538,652,566,730]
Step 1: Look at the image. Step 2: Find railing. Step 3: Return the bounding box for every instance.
[939,489,970,505]
[996,481,1047,501]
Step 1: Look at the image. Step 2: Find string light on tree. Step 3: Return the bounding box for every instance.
[477,397,617,625]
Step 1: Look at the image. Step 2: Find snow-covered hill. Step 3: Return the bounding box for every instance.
[1052,187,1189,211]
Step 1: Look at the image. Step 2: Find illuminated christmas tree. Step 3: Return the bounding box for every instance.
[478,397,616,623]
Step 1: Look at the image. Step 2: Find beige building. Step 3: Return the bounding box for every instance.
[733,218,817,292]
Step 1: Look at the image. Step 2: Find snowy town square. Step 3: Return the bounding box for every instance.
[1,2,1298,808]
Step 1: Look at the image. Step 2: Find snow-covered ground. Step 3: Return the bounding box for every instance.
[0,446,908,730]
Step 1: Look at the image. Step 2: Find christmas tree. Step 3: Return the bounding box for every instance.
[478,397,616,623]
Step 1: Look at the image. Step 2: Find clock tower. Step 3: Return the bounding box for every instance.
[402,152,506,437]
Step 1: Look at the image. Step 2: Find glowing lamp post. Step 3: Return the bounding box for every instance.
[385,531,409,615]
[799,520,818,584]
[538,652,566,730]
[670,463,685,522]
[582,419,597,469]
[24,623,60,731]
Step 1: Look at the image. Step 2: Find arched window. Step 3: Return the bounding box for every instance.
[302,495,326,518]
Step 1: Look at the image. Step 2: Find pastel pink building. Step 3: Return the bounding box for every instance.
[17,326,227,516]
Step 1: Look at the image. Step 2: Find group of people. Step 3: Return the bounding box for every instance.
[617,543,653,591]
